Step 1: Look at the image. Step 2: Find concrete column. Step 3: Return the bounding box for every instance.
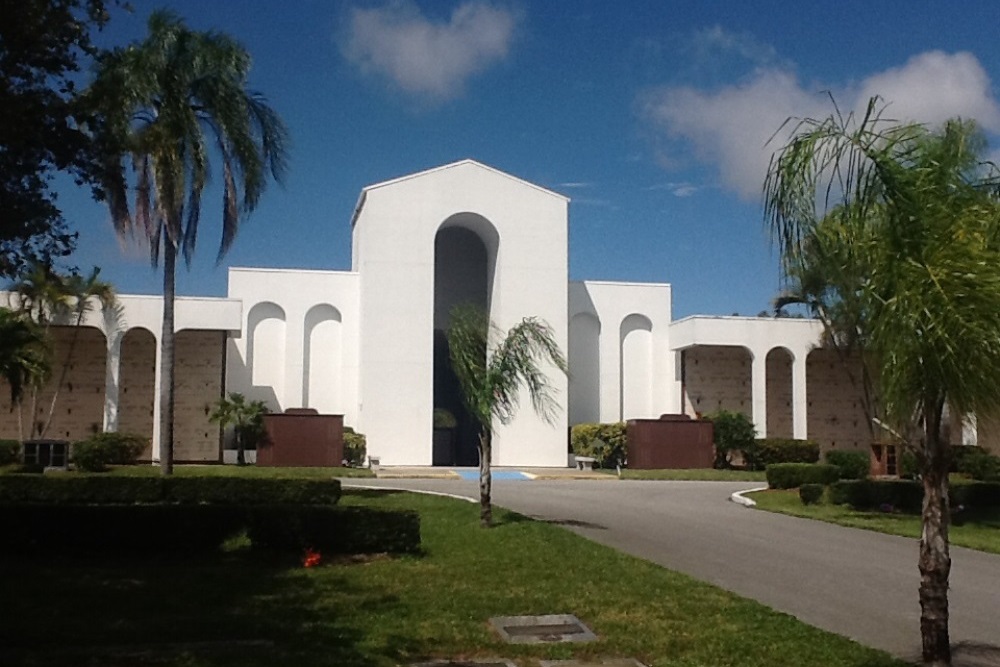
[151,332,162,462]
[750,348,768,438]
[792,350,809,439]
[962,413,978,447]
[102,332,123,432]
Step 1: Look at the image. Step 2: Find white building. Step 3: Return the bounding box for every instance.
[1,160,989,464]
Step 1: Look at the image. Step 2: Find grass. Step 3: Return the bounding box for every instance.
[103,464,375,478]
[0,488,903,667]
[751,489,1000,554]
[605,468,767,482]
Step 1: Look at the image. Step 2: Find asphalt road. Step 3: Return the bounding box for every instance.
[344,477,1000,663]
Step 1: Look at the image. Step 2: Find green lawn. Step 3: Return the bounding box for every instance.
[751,489,1000,554]
[101,464,375,478]
[1,488,902,667]
[607,468,767,482]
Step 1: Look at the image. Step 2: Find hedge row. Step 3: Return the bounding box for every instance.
[753,439,820,468]
[0,476,342,506]
[570,422,626,468]
[766,463,840,489]
[824,450,870,480]
[829,480,1000,512]
[0,504,420,555]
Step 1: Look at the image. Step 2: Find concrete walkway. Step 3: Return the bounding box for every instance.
[343,476,1000,664]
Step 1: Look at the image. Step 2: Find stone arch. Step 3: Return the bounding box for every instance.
[433,213,500,466]
[569,312,601,424]
[620,314,653,420]
[246,301,286,408]
[302,304,343,413]
[765,346,794,439]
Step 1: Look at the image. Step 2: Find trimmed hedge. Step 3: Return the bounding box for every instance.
[0,439,20,466]
[72,432,148,472]
[570,422,626,468]
[246,506,421,554]
[951,481,1000,509]
[0,504,421,555]
[829,480,924,513]
[754,439,819,468]
[799,483,824,505]
[0,476,342,506]
[956,451,1000,482]
[825,450,870,480]
[766,463,840,489]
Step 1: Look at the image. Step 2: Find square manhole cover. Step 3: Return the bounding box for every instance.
[489,614,597,644]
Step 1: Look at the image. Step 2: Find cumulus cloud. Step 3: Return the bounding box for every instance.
[644,49,1000,200]
[688,25,778,68]
[342,1,518,100]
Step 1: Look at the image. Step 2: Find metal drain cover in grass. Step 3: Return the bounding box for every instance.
[489,614,597,644]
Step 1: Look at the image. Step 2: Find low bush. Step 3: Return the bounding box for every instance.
[72,432,147,472]
[705,410,756,469]
[343,429,367,467]
[754,439,819,469]
[829,480,923,513]
[899,449,918,479]
[951,481,1000,509]
[246,505,421,554]
[0,504,244,554]
[956,450,1000,482]
[0,476,342,506]
[799,483,824,505]
[570,422,626,468]
[766,463,839,489]
[950,445,987,473]
[0,439,21,466]
[825,449,870,480]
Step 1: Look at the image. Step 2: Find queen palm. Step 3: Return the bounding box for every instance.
[447,304,567,527]
[88,11,288,475]
[765,97,1000,666]
[0,307,50,426]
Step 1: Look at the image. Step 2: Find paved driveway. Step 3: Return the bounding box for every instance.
[344,477,1000,662]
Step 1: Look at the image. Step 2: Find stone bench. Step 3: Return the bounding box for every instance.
[574,456,596,472]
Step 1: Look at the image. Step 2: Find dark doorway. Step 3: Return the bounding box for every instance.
[433,222,493,466]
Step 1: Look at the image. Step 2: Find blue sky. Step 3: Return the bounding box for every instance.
[57,0,1000,317]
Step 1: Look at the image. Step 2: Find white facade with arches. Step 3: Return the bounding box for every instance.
[4,160,993,464]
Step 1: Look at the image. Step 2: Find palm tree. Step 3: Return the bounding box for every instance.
[88,11,288,475]
[764,97,1000,667]
[209,392,268,466]
[446,304,567,527]
[0,308,51,427]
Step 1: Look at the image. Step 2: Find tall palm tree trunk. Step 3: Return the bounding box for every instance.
[160,240,177,476]
[919,399,951,666]
[478,430,492,527]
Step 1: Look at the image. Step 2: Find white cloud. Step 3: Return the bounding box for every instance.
[688,26,778,68]
[342,1,518,100]
[644,50,1000,200]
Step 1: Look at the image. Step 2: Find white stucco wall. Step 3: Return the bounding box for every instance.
[226,267,361,428]
[352,160,569,466]
[569,281,676,424]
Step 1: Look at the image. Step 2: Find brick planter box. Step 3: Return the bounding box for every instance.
[626,414,714,469]
[259,409,344,467]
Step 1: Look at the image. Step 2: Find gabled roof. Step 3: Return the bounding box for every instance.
[350,159,569,227]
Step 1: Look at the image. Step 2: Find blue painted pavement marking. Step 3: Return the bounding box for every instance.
[456,470,530,481]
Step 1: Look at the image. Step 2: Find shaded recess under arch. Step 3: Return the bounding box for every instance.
[433,213,499,466]
[569,312,601,423]
[302,304,343,413]
[765,347,794,439]
[620,314,653,420]
[117,327,156,446]
[246,301,286,408]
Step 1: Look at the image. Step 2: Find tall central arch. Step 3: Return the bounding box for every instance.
[433,213,499,466]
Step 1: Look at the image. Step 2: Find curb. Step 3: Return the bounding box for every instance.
[730,486,768,507]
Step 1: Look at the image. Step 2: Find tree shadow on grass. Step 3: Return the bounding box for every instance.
[493,509,607,531]
[0,548,425,667]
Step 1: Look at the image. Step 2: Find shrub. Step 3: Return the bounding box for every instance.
[343,429,367,467]
[766,463,840,489]
[754,439,820,469]
[950,445,987,472]
[705,410,756,469]
[899,449,918,478]
[825,449,870,480]
[0,475,341,506]
[829,480,923,513]
[951,481,1000,509]
[956,450,1000,482]
[71,432,147,472]
[246,505,421,554]
[799,483,824,505]
[570,422,626,468]
[0,439,20,466]
[0,504,244,554]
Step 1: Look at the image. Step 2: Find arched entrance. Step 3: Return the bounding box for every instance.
[433,213,498,466]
